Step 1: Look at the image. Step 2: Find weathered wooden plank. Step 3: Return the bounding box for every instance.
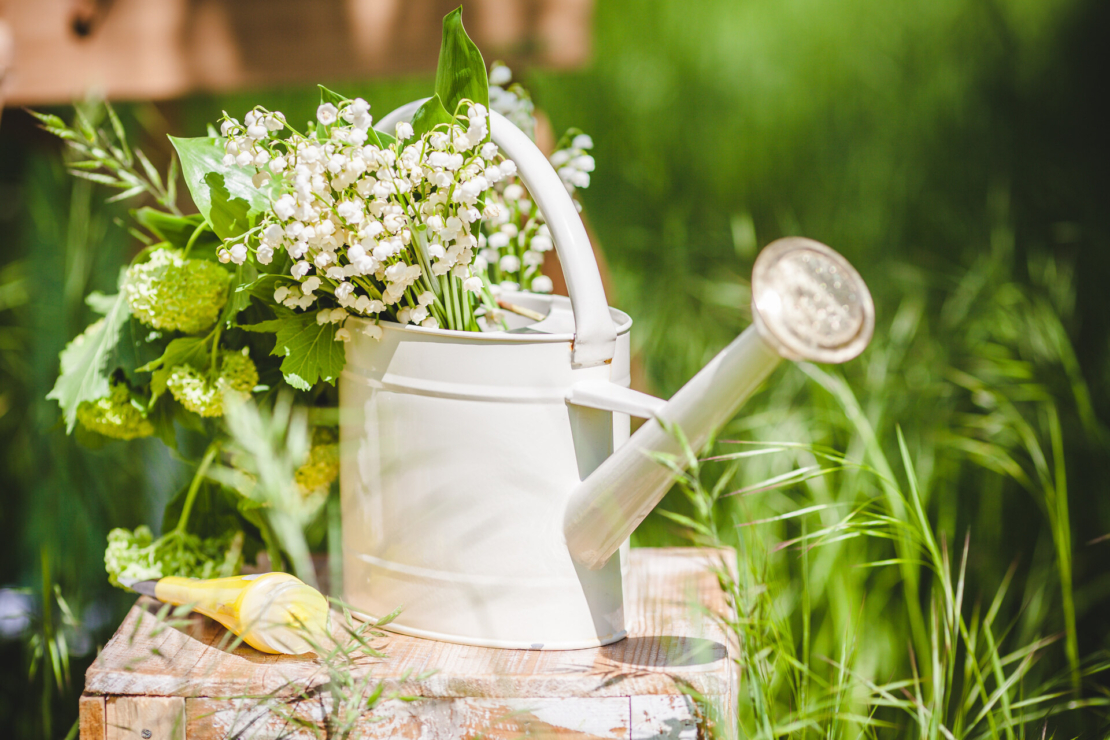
[1,0,595,106]
[105,696,185,740]
[85,549,737,704]
[630,695,698,740]
[79,694,106,740]
[187,696,632,739]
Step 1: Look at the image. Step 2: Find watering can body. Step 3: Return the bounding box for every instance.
[341,295,636,649]
[340,103,874,649]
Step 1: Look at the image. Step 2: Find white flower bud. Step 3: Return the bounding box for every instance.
[274,194,296,220]
[302,276,321,294]
[217,248,231,263]
[334,327,352,342]
[395,121,414,140]
[572,134,594,150]
[530,275,554,294]
[291,260,311,278]
[230,244,248,264]
[463,276,483,293]
[257,245,274,265]
[499,254,521,273]
[363,322,383,340]
[489,64,512,86]
[317,309,331,325]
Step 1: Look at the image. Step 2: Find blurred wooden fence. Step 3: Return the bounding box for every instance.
[0,0,593,106]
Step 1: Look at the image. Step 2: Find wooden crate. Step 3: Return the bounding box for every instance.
[80,548,737,739]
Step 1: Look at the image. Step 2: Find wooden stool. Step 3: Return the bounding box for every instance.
[79,548,737,739]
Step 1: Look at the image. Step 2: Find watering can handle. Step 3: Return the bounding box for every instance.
[376,101,618,368]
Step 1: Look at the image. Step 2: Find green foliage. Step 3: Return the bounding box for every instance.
[47,288,131,433]
[168,136,275,240]
[434,8,489,114]
[411,93,457,140]
[246,311,346,391]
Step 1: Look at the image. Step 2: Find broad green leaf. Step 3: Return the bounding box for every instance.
[132,208,219,254]
[47,285,131,433]
[435,7,489,113]
[238,319,285,334]
[411,94,456,140]
[168,136,277,240]
[269,311,346,390]
[85,291,118,315]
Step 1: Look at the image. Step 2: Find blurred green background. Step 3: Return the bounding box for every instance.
[2,0,1109,736]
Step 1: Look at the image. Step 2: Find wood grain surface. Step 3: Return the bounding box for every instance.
[82,547,737,739]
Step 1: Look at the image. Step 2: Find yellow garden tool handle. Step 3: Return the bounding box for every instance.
[156,572,329,654]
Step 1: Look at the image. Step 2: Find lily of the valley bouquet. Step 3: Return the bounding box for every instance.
[40,8,595,588]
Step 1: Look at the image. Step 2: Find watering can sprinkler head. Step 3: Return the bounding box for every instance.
[750,237,874,365]
[564,238,875,570]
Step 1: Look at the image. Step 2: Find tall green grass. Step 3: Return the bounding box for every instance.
[646,210,1108,736]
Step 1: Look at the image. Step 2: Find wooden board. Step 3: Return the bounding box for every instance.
[82,548,737,739]
[0,0,594,106]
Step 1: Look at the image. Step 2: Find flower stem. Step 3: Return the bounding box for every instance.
[174,442,220,536]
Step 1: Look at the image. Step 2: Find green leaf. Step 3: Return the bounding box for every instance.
[139,336,211,399]
[318,84,350,108]
[221,262,258,327]
[238,319,285,334]
[168,136,276,240]
[435,7,489,113]
[411,94,456,140]
[85,291,118,315]
[269,311,346,390]
[132,208,219,254]
[47,285,131,433]
[147,393,178,449]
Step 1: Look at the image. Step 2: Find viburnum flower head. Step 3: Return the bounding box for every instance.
[125,249,230,334]
[166,348,259,418]
[77,382,155,440]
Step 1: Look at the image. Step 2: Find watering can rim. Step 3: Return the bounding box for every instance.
[344,293,633,344]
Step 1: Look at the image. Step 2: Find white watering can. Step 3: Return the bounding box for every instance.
[339,102,875,649]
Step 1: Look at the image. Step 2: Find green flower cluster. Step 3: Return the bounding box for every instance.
[76,382,154,440]
[104,525,236,589]
[295,428,339,498]
[125,248,230,334]
[166,349,259,418]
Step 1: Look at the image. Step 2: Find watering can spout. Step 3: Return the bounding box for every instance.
[564,238,876,570]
